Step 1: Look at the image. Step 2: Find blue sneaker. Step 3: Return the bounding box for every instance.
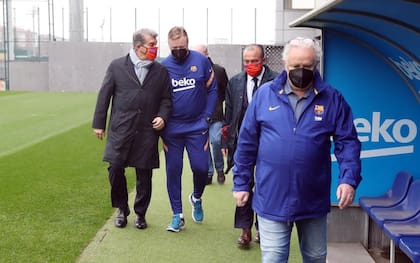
[189,193,204,222]
[166,214,185,232]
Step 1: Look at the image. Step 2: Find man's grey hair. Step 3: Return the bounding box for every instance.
[132,28,158,48]
[193,44,208,56]
[282,37,322,64]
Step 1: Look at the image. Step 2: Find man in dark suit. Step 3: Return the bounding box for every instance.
[193,44,229,185]
[92,28,172,230]
[222,44,278,248]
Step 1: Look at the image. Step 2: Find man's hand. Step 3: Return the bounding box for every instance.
[93,128,105,140]
[336,183,355,209]
[233,191,249,207]
[221,148,228,157]
[152,117,165,131]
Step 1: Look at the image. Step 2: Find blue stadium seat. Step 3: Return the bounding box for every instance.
[399,236,420,263]
[368,180,420,228]
[359,171,413,212]
[359,171,414,248]
[383,211,420,263]
[383,211,420,245]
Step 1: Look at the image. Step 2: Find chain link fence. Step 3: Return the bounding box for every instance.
[265,45,284,73]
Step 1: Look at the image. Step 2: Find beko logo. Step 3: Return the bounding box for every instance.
[355,112,416,159]
[172,78,196,92]
[388,56,420,80]
[355,112,416,144]
[332,112,417,161]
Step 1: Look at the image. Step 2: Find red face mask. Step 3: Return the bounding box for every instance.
[245,62,263,77]
[144,46,158,61]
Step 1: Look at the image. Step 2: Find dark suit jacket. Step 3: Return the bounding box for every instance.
[224,65,278,173]
[209,58,228,123]
[92,54,172,168]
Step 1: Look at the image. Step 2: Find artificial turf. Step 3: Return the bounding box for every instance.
[0,91,301,263]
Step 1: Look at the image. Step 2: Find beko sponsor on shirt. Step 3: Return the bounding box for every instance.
[172,78,196,92]
[331,112,417,161]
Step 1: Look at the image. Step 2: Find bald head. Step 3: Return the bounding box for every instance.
[193,44,209,57]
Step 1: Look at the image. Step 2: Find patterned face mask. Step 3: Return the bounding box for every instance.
[144,46,158,61]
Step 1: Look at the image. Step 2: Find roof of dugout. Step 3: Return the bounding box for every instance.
[289,0,420,103]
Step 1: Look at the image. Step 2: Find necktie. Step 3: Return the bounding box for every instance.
[252,77,259,96]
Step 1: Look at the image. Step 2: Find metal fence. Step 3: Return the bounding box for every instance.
[265,45,284,73]
[0,0,283,91]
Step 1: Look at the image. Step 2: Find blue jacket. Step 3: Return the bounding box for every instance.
[224,65,278,172]
[162,50,218,136]
[232,70,362,222]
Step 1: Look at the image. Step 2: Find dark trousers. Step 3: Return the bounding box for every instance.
[108,164,153,216]
[234,189,258,230]
[234,175,258,230]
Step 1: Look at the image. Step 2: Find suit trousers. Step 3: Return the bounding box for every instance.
[234,189,258,230]
[108,164,152,216]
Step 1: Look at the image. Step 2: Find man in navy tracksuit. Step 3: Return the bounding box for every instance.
[161,26,218,232]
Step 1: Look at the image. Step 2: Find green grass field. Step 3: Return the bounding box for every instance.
[0,91,301,263]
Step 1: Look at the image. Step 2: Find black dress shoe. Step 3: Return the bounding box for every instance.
[237,228,251,249]
[114,207,130,228]
[135,215,147,230]
[217,171,226,184]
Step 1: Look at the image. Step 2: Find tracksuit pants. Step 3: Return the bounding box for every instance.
[163,132,209,215]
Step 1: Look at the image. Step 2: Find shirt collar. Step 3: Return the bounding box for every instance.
[285,80,313,98]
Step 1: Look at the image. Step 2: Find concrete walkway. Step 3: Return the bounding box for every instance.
[327,243,375,263]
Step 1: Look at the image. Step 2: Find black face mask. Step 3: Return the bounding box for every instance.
[171,48,188,61]
[288,68,314,89]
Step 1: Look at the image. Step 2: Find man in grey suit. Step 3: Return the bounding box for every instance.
[92,28,172,229]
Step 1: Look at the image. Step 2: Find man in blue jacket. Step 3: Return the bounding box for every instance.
[161,27,218,232]
[232,37,362,262]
